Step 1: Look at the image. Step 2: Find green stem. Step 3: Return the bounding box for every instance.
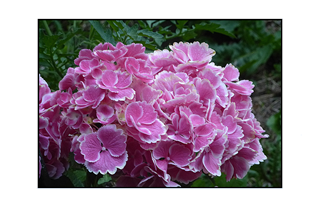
[43,20,52,36]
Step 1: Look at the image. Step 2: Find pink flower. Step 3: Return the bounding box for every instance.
[221,145,257,181]
[170,41,215,64]
[75,58,104,76]
[167,108,193,144]
[74,85,105,110]
[124,57,153,82]
[222,64,240,82]
[58,67,79,91]
[93,104,116,125]
[147,49,179,74]
[152,141,192,173]
[96,69,135,101]
[167,165,202,185]
[191,131,227,176]
[74,49,95,65]
[39,74,51,103]
[125,101,166,143]
[80,125,128,175]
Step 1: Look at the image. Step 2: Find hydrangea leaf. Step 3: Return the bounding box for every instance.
[89,20,116,45]
[191,174,215,187]
[65,169,86,187]
[97,174,112,185]
[214,173,248,187]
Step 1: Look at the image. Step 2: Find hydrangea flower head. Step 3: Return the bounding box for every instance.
[39,41,268,187]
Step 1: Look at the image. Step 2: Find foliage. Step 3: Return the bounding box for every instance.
[38,19,282,187]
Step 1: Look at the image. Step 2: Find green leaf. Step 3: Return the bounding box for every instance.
[195,22,236,39]
[182,30,197,41]
[214,173,248,187]
[236,44,273,75]
[267,111,281,135]
[191,174,215,187]
[89,20,116,45]
[65,169,86,187]
[106,20,120,32]
[137,29,164,46]
[152,20,165,28]
[56,29,82,49]
[146,20,156,28]
[137,20,147,29]
[176,20,188,29]
[125,23,140,41]
[42,35,59,50]
[97,174,112,185]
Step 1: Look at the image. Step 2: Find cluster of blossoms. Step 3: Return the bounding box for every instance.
[39,41,268,187]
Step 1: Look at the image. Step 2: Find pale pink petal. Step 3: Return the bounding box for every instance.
[221,160,234,181]
[97,125,127,157]
[96,104,114,122]
[115,71,132,88]
[230,156,250,179]
[145,119,166,135]
[178,113,192,137]
[195,78,216,105]
[169,42,189,63]
[131,116,152,135]
[139,132,161,144]
[125,102,143,127]
[194,123,215,136]
[108,88,135,101]
[223,64,239,82]
[169,144,191,167]
[203,150,221,176]
[156,159,169,172]
[137,101,157,124]
[59,73,75,91]
[94,50,115,61]
[153,141,171,159]
[188,42,215,62]
[209,134,227,158]
[79,133,101,162]
[83,85,104,102]
[189,114,205,127]
[199,68,221,88]
[222,115,237,134]
[167,165,202,185]
[194,134,214,152]
[125,57,140,74]
[86,151,128,175]
[124,43,145,57]
[101,70,118,87]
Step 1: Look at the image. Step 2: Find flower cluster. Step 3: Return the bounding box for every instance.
[39,41,268,187]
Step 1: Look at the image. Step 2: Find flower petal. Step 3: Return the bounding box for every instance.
[125,102,143,127]
[101,70,118,87]
[169,144,191,167]
[80,133,101,162]
[97,125,127,157]
[108,88,135,101]
[86,151,128,175]
[203,150,221,176]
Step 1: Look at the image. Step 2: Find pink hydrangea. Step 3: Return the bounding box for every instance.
[80,125,128,175]
[39,41,268,187]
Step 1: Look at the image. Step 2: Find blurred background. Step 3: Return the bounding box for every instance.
[39,19,281,187]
